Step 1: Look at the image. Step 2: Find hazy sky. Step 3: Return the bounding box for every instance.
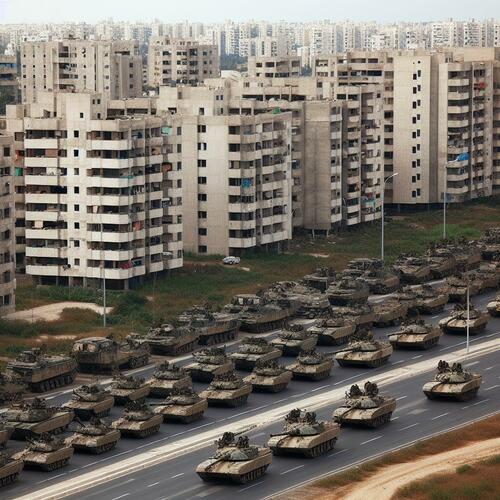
[0,0,498,24]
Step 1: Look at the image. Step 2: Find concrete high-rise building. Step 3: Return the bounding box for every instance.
[20,39,143,104]
[147,37,219,89]
[247,56,301,78]
[0,133,16,316]
[5,92,183,289]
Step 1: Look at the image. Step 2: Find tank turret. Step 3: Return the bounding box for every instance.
[345,259,400,294]
[287,349,333,381]
[388,319,442,350]
[333,381,396,427]
[442,274,482,303]
[412,284,449,314]
[63,384,114,419]
[487,293,500,317]
[478,228,500,261]
[152,387,208,423]
[196,432,272,484]
[243,359,292,393]
[111,400,163,438]
[303,267,339,292]
[184,346,234,382]
[393,254,432,284]
[439,304,489,335]
[326,278,370,306]
[267,409,340,457]
[423,360,482,401]
[65,417,121,454]
[147,362,193,398]
[270,324,318,356]
[140,324,200,355]
[335,331,393,368]
[308,315,356,346]
[199,372,252,408]
[230,337,282,371]
[109,373,150,405]
[332,302,375,333]
[372,299,408,327]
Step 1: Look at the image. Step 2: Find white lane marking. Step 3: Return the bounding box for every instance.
[391,416,400,421]
[238,480,265,492]
[400,423,419,431]
[431,412,449,420]
[431,315,440,319]
[396,396,408,401]
[171,473,185,479]
[281,464,305,475]
[328,449,349,457]
[36,473,67,484]
[484,366,494,371]
[392,360,404,365]
[111,495,130,500]
[472,398,490,406]
[412,355,423,360]
[252,432,265,438]
[484,385,500,391]
[147,482,160,488]
[464,361,480,367]
[310,384,331,392]
[360,435,383,445]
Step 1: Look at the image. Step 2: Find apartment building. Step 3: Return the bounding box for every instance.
[0,133,16,315]
[5,92,183,289]
[147,37,219,88]
[247,56,301,78]
[158,85,293,256]
[0,55,19,112]
[494,64,500,192]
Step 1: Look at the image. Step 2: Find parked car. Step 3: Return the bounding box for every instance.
[223,256,241,265]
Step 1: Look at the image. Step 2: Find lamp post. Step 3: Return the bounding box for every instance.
[444,152,469,239]
[466,282,470,355]
[381,173,398,262]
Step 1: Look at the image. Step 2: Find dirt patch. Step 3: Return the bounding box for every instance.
[36,334,78,342]
[4,302,112,323]
[308,253,330,258]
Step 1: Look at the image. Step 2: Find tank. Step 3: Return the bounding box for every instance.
[65,418,121,454]
[334,303,376,333]
[11,433,74,471]
[177,305,240,345]
[228,294,293,333]
[388,319,443,349]
[0,453,23,487]
[439,305,489,335]
[147,362,192,398]
[109,374,150,405]
[479,228,500,260]
[139,324,199,355]
[293,293,332,319]
[303,267,338,292]
[196,432,272,484]
[4,398,74,440]
[412,284,449,314]
[372,300,408,327]
[393,254,432,284]
[487,294,500,317]
[0,423,12,448]
[111,401,163,438]
[62,384,114,420]
[308,315,356,346]
[346,258,400,294]
[229,337,282,371]
[199,372,252,408]
[394,286,420,312]
[443,275,482,303]
[243,360,292,393]
[72,336,150,373]
[423,360,482,401]
[184,347,234,383]
[445,239,482,271]
[335,331,393,368]
[268,409,340,457]
[270,324,318,356]
[426,245,457,278]
[326,278,370,306]
[5,348,76,393]
[287,349,333,381]
[152,387,208,423]
[333,382,396,428]
[0,373,26,404]
[475,264,500,290]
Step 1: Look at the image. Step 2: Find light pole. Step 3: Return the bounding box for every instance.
[443,152,469,239]
[466,282,470,355]
[381,173,398,262]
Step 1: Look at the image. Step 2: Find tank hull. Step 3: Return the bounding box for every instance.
[199,385,252,408]
[487,301,500,317]
[147,376,193,398]
[288,360,333,381]
[197,321,240,346]
[111,414,163,438]
[243,371,292,393]
[153,399,208,423]
[333,399,396,428]
[270,336,317,356]
[327,290,369,306]
[185,361,234,383]
[447,284,482,303]
[429,259,457,279]
[109,385,150,406]
[12,447,74,471]
[63,396,114,420]
[65,430,121,454]
[416,294,449,314]
[0,427,13,447]
[373,303,408,327]
[8,410,74,440]
[315,324,356,346]
[0,460,23,487]
[439,315,489,335]
[388,328,442,350]
[231,349,282,371]
[335,345,393,368]
[145,333,200,355]
[240,311,291,333]
[395,266,432,285]
[423,376,482,402]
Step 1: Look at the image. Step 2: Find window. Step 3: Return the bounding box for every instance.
[79,113,84,118]
[198,211,207,219]
[198,228,207,235]
[198,193,207,201]
[74,258,80,266]
[74,204,79,212]
[198,159,207,168]
[73,130,79,138]
[176,144,182,153]
[74,187,79,194]
[198,177,207,184]
[197,125,206,133]
[74,222,80,229]
[177,127,182,135]
[198,245,207,253]
[74,168,79,175]
[198,142,207,151]
[73,240,80,247]
[73,149,79,157]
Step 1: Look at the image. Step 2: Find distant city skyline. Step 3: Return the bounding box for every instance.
[0,0,499,24]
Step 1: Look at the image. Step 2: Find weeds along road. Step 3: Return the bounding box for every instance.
[3,289,500,499]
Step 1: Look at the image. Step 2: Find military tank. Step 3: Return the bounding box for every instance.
[177,305,240,345]
[147,362,193,398]
[11,433,74,471]
[196,432,272,484]
[487,294,500,317]
[393,254,432,284]
[326,277,370,306]
[0,373,26,404]
[308,315,356,346]
[5,348,76,393]
[335,331,393,368]
[345,258,400,294]
[394,286,420,312]
[271,324,318,356]
[426,245,457,279]
[445,239,482,271]
[111,401,163,438]
[0,453,23,487]
[227,294,293,333]
[184,347,234,383]
[243,359,292,393]
[423,360,482,401]
[333,382,396,428]
[372,299,408,327]
[412,284,449,314]
[287,349,334,381]
[443,275,482,303]
[4,398,74,440]
[388,319,442,349]
[475,264,500,290]
[229,337,282,371]
[292,293,331,320]
[0,423,12,448]
[333,303,376,333]
[109,374,150,405]
[199,372,252,408]
[303,267,338,292]
[65,418,121,454]
[479,228,500,261]
[439,304,489,335]
[268,409,340,457]
[138,324,199,355]
[63,384,114,420]
[152,387,208,423]
[72,336,150,373]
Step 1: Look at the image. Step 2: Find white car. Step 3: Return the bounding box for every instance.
[222,256,241,265]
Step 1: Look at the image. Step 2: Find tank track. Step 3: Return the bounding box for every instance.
[0,471,20,486]
[424,387,479,402]
[73,408,111,420]
[251,382,288,393]
[163,411,204,424]
[11,423,70,441]
[373,316,404,328]
[233,359,257,372]
[391,337,440,350]
[73,441,118,454]
[291,370,331,381]
[198,328,238,346]
[418,303,447,314]
[38,457,71,472]
[127,354,149,369]
[135,424,161,439]
[336,356,390,368]
[317,334,352,346]
[188,369,217,383]
[240,318,286,333]
[198,464,269,484]
[367,412,393,428]
[30,371,76,393]
[166,340,198,356]
[206,395,249,408]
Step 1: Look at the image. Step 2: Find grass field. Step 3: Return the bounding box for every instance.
[2,197,499,359]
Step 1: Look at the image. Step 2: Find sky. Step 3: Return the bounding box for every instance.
[0,0,498,24]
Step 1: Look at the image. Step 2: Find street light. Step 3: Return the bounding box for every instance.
[381,173,398,262]
[443,152,469,239]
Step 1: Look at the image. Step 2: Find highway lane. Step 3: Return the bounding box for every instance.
[3,289,499,498]
[63,349,500,500]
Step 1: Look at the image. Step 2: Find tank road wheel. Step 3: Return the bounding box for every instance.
[457,388,480,402]
[268,383,288,393]
[370,412,392,428]
[179,412,204,424]
[227,395,248,408]
[138,425,160,438]
[336,359,348,368]
[1,472,19,486]
[238,465,268,484]
[92,442,117,454]
[423,390,437,400]
[423,337,440,349]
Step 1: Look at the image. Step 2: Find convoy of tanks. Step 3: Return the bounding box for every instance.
[0,230,499,487]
